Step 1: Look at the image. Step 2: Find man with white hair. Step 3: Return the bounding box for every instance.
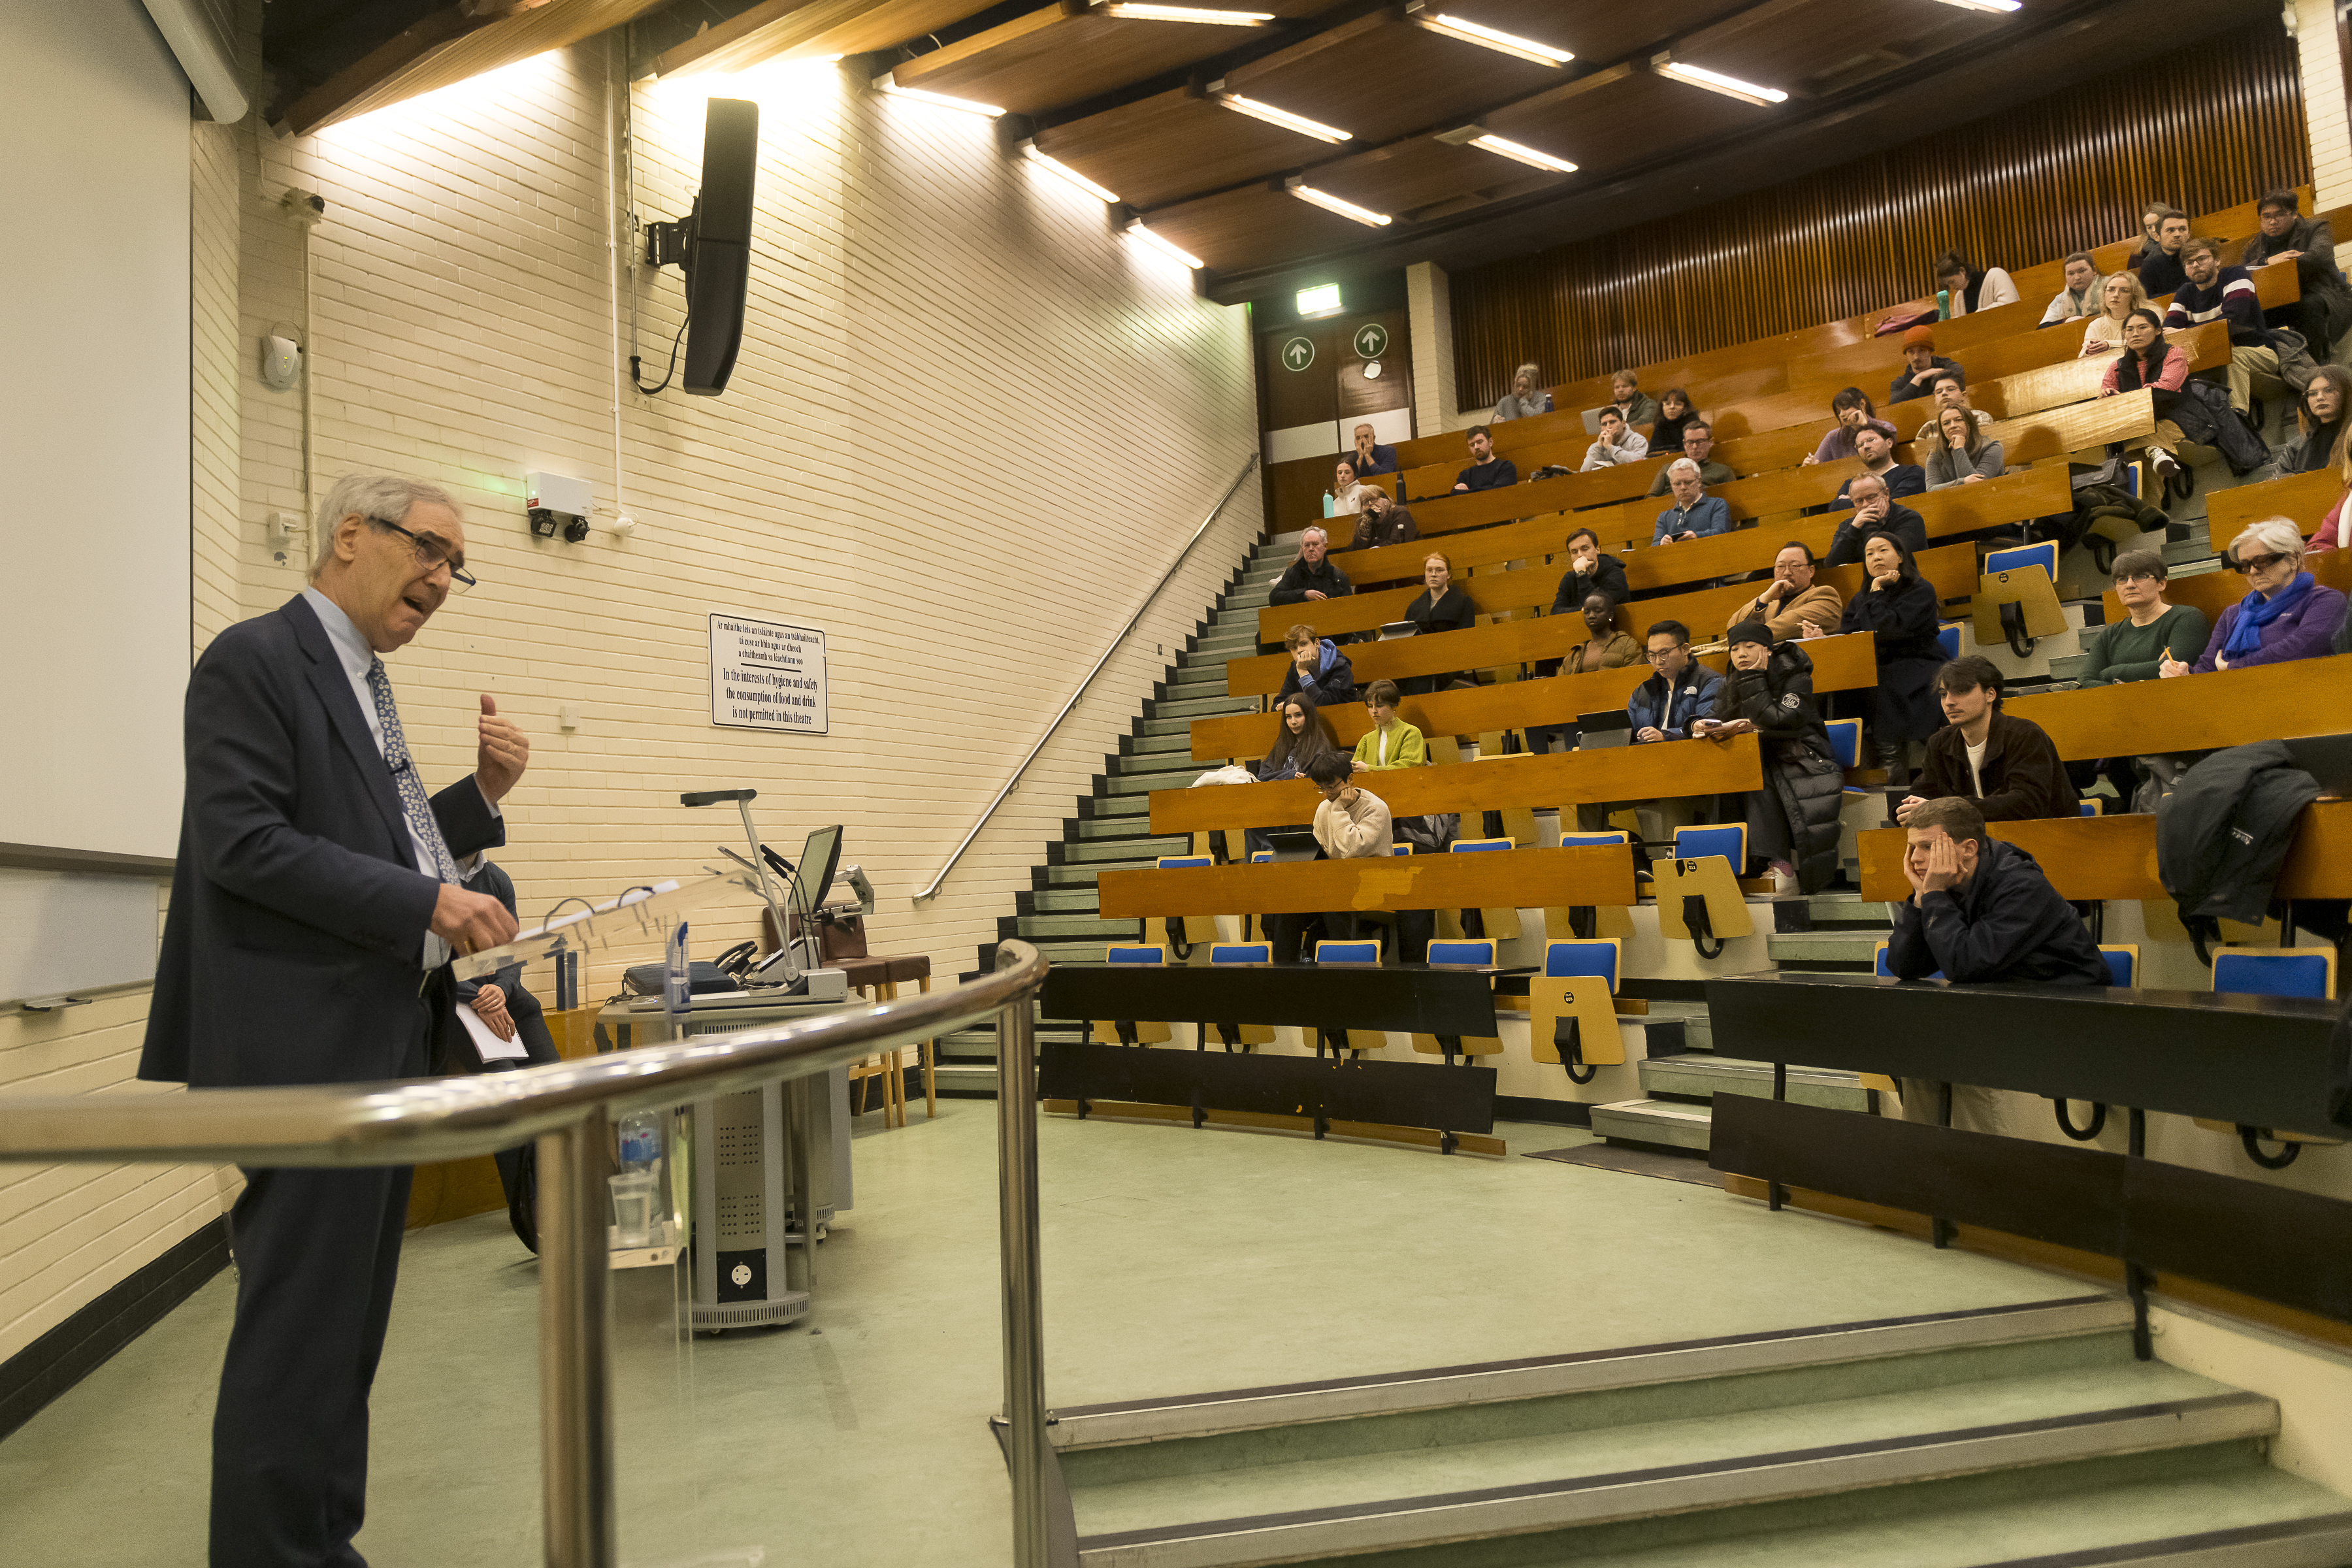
[139,472,531,1563]
[2162,518,2349,674]
[1652,459,1731,544]
[1268,525,1353,606]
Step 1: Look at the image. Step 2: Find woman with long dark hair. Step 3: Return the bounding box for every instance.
[1803,387,1897,465]
[1694,623,1843,892]
[2100,307,2191,490]
[1257,693,1337,781]
[2279,365,2352,476]
[1812,532,1944,781]
[1650,388,1698,454]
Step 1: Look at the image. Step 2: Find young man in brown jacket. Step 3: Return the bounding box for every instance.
[1895,656,2074,825]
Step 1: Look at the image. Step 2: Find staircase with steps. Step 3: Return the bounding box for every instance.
[933,534,1298,1096]
[1045,1294,2352,1567]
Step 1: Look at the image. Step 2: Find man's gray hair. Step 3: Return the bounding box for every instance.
[1667,458,1701,480]
[311,474,459,581]
[1300,526,1328,546]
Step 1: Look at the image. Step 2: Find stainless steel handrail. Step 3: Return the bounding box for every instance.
[0,939,1054,1568]
[912,452,1262,904]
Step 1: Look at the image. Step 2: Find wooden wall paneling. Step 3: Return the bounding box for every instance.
[1449,22,2311,412]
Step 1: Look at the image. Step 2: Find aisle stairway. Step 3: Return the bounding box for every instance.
[1047,1296,2352,1567]
[934,533,1298,1096]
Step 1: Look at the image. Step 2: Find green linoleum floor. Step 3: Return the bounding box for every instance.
[0,1110,2091,1566]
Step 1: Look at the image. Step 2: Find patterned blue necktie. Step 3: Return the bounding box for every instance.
[367,657,463,885]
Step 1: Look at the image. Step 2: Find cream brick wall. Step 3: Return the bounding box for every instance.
[1406,260,1456,436]
[2298,0,2352,208]
[5,40,1255,1366]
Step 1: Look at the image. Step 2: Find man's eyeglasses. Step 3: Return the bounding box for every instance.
[2228,551,2291,575]
[376,517,476,592]
[1644,648,1682,663]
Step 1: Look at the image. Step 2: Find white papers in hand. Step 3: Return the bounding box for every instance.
[459,1001,529,1063]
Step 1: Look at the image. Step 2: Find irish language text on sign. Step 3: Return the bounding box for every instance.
[710,613,828,734]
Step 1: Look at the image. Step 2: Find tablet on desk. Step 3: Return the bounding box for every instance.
[1377,622,1420,640]
[1262,829,1322,863]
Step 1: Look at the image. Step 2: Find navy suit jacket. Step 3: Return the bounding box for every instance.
[140,595,504,1088]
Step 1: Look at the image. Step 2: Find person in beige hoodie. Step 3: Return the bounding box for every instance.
[1729,542,1844,640]
[1309,751,1393,858]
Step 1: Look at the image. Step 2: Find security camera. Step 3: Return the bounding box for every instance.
[280,188,326,223]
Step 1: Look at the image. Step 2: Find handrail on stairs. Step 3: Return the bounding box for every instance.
[911,452,1261,905]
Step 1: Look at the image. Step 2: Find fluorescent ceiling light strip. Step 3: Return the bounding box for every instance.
[1021,142,1122,203]
[1103,4,1275,23]
[1657,59,1787,105]
[1290,184,1392,227]
[1421,14,1571,65]
[872,73,1007,116]
[1935,0,2021,10]
[1217,93,1352,142]
[1469,133,1576,173]
[1127,221,1205,269]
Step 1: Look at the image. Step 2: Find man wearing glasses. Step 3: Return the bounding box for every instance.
[140,472,529,1566]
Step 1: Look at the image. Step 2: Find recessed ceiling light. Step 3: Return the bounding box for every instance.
[1020,140,1122,203]
[871,72,1006,116]
[1935,0,2021,10]
[1214,90,1352,142]
[1653,56,1788,106]
[1288,182,1391,227]
[1416,12,1572,66]
[1126,220,1205,268]
[1468,133,1576,173]
[1102,4,1275,23]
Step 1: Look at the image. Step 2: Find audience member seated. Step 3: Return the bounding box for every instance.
[1906,367,1991,445]
[1577,620,1722,836]
[2131,203,2180,272]
[2164,237,2285,415]
[1322,457,1367,517]
[1347,421,1398,476]
[1552,525,1630,610]
[1492,362,1555,422]
[1897,656,2074,824]
[1351,679,1428,773]
[2080,270,2154,358]
[1347,488,1419,551]
[1246,693,1336,857]
[1269,526,1352,606]
[2304,449,2352,553]
[1822,471,1927,566]
[2241,189,2352,355]
[1650,388,1698,454]
[1608,369,1662,429]
[2276,365,2351,476]
[1691,622,1843,892]
[2040,251,2102,325]
[1582,407,1650,470]
[1923,403,2004,489]
[1278,623,1358,707]
[1264,753,1404,964]
[1529,592,1641,749]
[2135,206,2193,299]
[1729,541,1845,639]
[1803,387,1899,465]
[1629,620,1723,743]
[1890,327,1962,405]
[1649,421,1735,492]
[2080,551,2210,684]
[1401,555,1475,693]
[2162,518,2350,676]
[1810,533,1944,781]
[1454,425,1519,492]
[1890,797,2107,985]
[1936,249,2021,318]
[2099,308,2193,490]
[1831,430,1926,507]
[1653,459,1732,544]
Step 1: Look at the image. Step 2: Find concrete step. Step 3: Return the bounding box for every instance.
[1144,694,1256,721]
[1069,817,1162,843]
[1589,1097,1716,1151]
[1639,1054,1873,1112]
[1103,763,1217,794]
[1122,728,1198,757]
[1037,864,1109,887]
[1767,930,1885,971]
[1083,791,1154,818]
[1004,913,1142,941]
[1135,715,1198,738]
[1055,836,1190,864]
[1019,887,1101,915]
[1799,891,1895,931]
[1057,1307,2311,1568]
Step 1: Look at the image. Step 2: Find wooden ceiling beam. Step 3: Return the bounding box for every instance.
[650,0,988,77]
[892,1,1086,90]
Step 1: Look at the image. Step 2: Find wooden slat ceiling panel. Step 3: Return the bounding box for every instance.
[1487,71,1770,182]
[652,0,983,77]
[1676,0,1985,95]
[1218,16,1565,146]
[1144,183,1379,265]
[1302,135,1563,222]
[282,0,673,134]
[895,2,1331,116]
[1033,88,1326,209]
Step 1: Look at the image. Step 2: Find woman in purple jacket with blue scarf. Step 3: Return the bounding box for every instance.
[2161,519,2347,678]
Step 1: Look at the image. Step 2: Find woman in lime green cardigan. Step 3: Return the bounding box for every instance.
[1350,679,1426,773]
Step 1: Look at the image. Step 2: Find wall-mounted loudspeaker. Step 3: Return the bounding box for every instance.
[641,97,759,398]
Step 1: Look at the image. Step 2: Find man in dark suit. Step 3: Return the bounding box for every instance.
[140,472,530,1567]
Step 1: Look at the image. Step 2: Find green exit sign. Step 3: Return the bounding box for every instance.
[1296,283,1342,318]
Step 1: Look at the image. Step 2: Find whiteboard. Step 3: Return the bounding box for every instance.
[0,870,160,1004]
[0,0,191,862]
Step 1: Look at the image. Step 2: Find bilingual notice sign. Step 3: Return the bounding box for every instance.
[710,613,828,734]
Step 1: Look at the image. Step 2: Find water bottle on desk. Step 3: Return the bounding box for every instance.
[611,1110,663,1247]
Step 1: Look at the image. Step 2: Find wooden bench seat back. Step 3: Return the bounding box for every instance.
[2007,655,2352,762]
[2205,468,2342,546]
[1097,844,1641,917]
[1971,321,2230,423]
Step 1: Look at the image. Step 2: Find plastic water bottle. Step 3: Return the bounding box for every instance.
[618,1111,662,1173]
[611,1111,664,1247]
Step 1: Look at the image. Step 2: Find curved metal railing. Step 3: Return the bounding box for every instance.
[0,939,1054,1568]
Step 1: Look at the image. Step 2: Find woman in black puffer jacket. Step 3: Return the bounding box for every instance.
[1696,623,1846,892]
